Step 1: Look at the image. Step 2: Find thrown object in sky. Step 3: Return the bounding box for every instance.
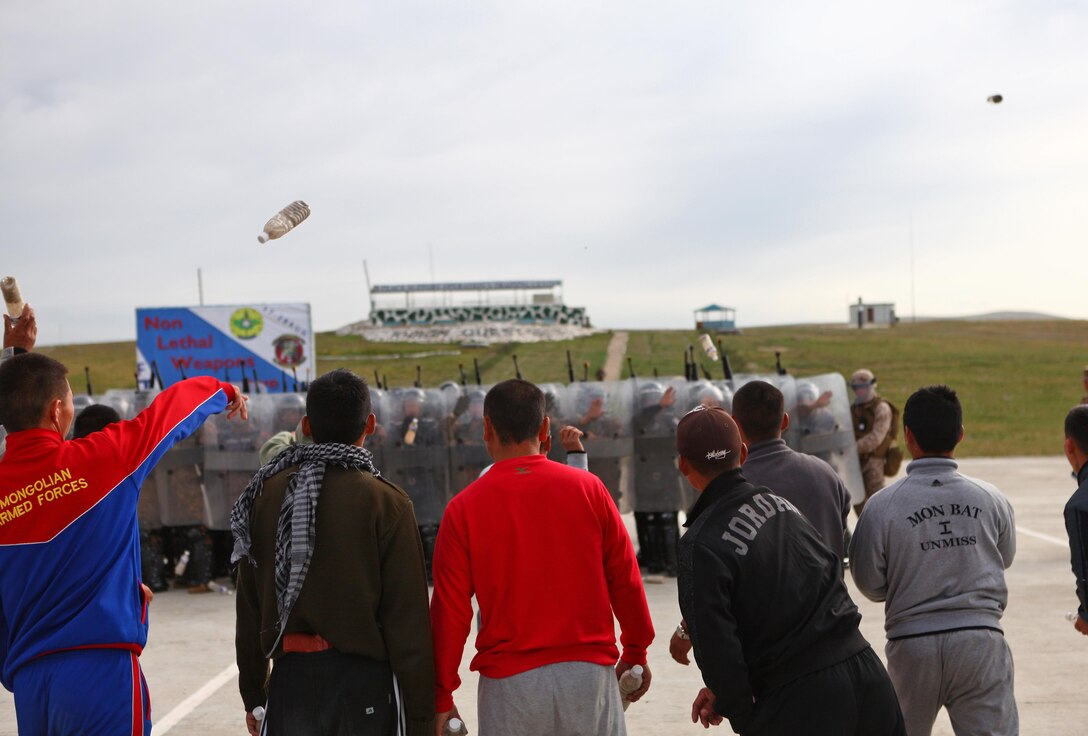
[1,276,24,319]
[258,200,311,243]
[987,94,1003,104]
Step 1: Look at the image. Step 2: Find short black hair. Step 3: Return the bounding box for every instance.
[731,380,784,442]
[305,369,372,445]
[1065,405,1088,455]
[0,353,70,432]
[484,379,545,445]
[73,404,122,439]
[903,385,962,454]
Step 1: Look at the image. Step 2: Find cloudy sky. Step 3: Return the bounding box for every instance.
[3,1,1086,344]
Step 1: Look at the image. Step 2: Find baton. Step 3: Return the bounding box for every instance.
[513,354,522,380]
[84,366,94,397]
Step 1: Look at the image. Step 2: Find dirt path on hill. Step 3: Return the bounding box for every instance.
[602,330,629,380]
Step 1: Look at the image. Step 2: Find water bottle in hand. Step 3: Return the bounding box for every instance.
[444,717,468,735]
[619,665,644,711]
[1,277,24,322]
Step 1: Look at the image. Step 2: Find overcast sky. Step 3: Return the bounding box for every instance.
[3,1,1086,345]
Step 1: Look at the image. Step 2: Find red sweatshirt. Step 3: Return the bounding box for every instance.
[430,454,654,712]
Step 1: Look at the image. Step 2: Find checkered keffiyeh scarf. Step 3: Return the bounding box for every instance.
[230,442,380,650]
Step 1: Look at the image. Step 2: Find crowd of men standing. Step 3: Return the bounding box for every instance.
[4,304,1088,735]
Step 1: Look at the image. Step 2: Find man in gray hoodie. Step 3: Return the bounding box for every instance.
[850,385,1017,736]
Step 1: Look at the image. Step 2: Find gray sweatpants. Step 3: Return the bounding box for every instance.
[477,661,626,736]
[886,629,1018,736]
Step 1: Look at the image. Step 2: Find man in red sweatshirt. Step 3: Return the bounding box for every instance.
[430,379,654,736]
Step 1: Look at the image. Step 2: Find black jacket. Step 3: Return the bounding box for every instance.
[1065,462,1088,619]
[678,469,868,732]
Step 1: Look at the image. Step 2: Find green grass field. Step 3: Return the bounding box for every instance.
[38,320,1088,457]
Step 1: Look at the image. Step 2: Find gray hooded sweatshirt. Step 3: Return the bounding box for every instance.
[849,457,1016,639]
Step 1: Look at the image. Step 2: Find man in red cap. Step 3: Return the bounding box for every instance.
[675,406,904,735]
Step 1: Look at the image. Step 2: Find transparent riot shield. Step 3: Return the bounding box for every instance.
[364,387,387,472]
[203,395,278,530]
[786,373,865,505]
[631,378,685,513]
[539,383,568,463]
[154,426,209,527]
[563,381,633,512]
[449,386,490,494]
[382,387,452,526]
[686,380,732,413]
[732,373,797,416]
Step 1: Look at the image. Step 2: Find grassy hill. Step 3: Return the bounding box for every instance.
[38,320,1088,457]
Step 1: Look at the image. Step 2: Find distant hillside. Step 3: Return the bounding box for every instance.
[34,318,1088,456]
[911,311,1066,322]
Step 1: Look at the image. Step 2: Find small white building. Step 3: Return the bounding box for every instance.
[849,298,897,329]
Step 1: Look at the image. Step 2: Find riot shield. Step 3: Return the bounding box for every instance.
[203,394,277,530]
[381,387,452,526]
[631,378,685,513]
[786,373,865,504]
[731,373,797,416]
[563,381,633,512]
[539,383,568,463]
[364,387,387,472]
[449,386,490,493]
[687,380,733,413]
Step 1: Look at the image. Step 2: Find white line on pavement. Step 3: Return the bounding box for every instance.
[1017,525,1067,548]
[154,663,238,734]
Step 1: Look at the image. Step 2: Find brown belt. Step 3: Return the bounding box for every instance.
[282,633,333,653]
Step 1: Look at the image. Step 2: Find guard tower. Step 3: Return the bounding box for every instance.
[694,304,738,333]
[369,280,590,327]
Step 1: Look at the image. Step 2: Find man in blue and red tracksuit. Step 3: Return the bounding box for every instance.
[0,352,248,735]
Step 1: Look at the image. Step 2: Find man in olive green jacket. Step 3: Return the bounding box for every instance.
[234,369,434,736]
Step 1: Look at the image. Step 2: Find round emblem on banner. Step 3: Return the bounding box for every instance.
[273,334,306,367]
[230,308,264,339]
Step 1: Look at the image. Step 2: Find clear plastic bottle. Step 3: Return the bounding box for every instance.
[698,334,719,362]
[1,277,24,321]
[404,417,419,446]
[258,201,311,243]
[174,550,190,578]
[1065,611,1080,622]
[206,581,232,595]
[443,717,468,735]
[619,665,644,711]
[252,706,266,728]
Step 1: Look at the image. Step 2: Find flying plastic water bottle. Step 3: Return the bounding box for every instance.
[174,550,190,578]
[1,276,25,323]
[257,200,311,243]
[443,717,468,735]
[404,417,419,446]
[698,334,719,362]
[619,665,644,711]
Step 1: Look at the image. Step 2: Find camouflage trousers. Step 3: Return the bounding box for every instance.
[854,456,887,514]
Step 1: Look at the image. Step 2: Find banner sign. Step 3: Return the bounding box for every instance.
[135,304,313,392]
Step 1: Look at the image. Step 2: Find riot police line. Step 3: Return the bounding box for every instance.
[57,372,863,588]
